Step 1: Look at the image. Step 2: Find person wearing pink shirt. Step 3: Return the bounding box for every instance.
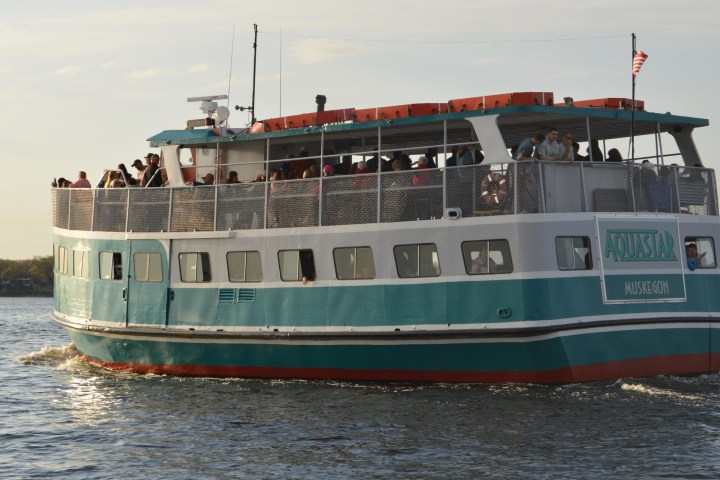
[69,171,92,188]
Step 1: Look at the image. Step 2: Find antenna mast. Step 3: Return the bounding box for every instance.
[251,23,258,124]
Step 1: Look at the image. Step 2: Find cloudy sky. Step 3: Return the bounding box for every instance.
[2,0,718,259]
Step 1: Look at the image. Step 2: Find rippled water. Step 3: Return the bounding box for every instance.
[3,297,720,479]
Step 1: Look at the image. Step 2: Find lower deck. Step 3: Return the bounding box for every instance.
[53,212,720,332]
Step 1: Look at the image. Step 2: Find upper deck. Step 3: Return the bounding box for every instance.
[52,98,716,233]
[52,160,717,234]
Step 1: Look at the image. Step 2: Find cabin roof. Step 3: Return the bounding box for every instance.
[147,105,709,148]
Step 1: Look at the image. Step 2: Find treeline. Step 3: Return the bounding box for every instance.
[0,256,53,296]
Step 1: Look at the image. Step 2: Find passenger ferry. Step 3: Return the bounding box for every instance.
[50,91,720,383]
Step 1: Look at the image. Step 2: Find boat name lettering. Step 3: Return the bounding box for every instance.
[624,280,670,296]
[604,229,676,262]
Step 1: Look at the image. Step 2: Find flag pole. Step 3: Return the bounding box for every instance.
[631,32,636,161]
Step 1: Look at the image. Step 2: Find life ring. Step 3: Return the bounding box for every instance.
[481,172,509,205]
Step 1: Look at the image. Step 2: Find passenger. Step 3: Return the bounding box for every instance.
[292,148,314,180]
[686,243,706,270]
[322,165,334,176]
[202,173,214,185]
[536,127,561,160]
[607,148,623,162]
[253,172,266,182]
[412,156,431,186]
[445,146,459,167]
[131,159,146,184]
[69,171,92,188]
[105,171,122,188]
[587,139,603,162]
[226,171,240,184]
[514,133,544,161]
[63,179,72,188]
[425,147,439,168]
[456,145,474,166]
[118,163,131,185]
[470,243,496,274]
[572,142,584,161]
[558,132,574,161]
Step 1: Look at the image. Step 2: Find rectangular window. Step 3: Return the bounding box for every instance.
[394,243,440,278]
[278,249,316,282]
[685,237,716,269]
[73,250,90,278]
[227,251,263,282]
[55,245,68,275]
[462,240,513,275]
[99,251,123,280]
[555,237,592,270]
[333,246,376,280]
[179,252,212,283]
[133,252,163,282]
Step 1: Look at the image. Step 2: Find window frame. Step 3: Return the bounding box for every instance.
[55,245,68,275]
[684,236,716,269]
[179,252,212,283]
[393,243,441,279]
[278,249,316,282]
[99,251,123,280]
[133,252,163,283]
[226,251,263,283]
[461,239,514,275]
[73,249,90,279]
[333,246,376,280]
[555,236,593,271]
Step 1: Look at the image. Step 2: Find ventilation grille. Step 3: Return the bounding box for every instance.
[218,289,236,303]
[237,288,256,302]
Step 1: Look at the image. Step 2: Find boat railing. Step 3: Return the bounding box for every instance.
[51,161,718,232]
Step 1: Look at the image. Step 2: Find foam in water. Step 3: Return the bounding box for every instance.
[17,342,79,367]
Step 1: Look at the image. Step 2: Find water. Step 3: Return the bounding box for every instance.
[3,298,720,479]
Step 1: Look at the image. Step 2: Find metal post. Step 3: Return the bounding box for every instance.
[442,120,448,212]
[318,130,324,226]
[376,126,382,224]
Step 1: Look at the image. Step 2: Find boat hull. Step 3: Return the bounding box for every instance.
[60,320,720,383]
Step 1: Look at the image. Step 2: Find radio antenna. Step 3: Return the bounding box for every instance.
[250,23,258,124]
[226,25,235,110]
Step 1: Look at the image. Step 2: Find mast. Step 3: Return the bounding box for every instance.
[251,23,258,124]
[631,33,636,161]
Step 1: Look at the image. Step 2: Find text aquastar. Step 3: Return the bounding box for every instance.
[604,229,677,262]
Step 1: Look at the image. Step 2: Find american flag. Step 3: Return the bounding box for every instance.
[632,51,648,77]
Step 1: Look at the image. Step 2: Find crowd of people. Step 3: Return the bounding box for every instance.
[512,127,624,163]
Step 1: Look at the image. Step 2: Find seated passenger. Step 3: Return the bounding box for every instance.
[557,132,574,161]
[686,242,706,270]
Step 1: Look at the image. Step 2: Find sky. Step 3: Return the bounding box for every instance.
[2,0,719,259]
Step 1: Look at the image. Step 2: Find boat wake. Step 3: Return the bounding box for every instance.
[17,342,83,370]
[620,380,707,403]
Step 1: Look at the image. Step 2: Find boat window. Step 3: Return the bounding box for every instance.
[99,251,123,280]
[278,249,316,282]
[394,243,440,278]
[684,237,716,269]
[555,237,592,270]
[333,247,376,280]
[461,240,513,275]
[54,245,68,275]
[133,252,163,282]
[227,251,263,282]
[73,250,90,279]
[179,252,212,283]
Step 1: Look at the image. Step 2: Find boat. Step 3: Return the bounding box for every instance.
[50,90,720,383]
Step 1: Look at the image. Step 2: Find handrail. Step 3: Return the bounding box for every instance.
[51,162,718,233]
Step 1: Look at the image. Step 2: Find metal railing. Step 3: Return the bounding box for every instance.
[51,161,718,232]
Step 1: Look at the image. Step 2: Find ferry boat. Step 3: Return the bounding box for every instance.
[50,91,720,383]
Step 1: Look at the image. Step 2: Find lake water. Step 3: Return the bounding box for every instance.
[3,297,720,479]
